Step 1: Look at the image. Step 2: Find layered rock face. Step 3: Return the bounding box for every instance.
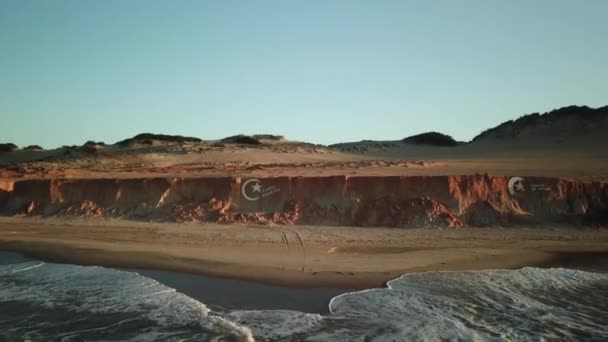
[1,175,606,228]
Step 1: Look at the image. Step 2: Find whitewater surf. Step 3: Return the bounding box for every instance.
[1,258,607,341]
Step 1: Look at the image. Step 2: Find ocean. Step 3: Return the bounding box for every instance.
[1,252,607,341]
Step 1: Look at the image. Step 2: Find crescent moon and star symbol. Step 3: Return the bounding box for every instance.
[241,179,280,201]
[242,178,263,201]
[508,176,526,195]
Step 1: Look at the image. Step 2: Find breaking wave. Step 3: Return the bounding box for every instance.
[0,261,253,341]
[1,260,607,341]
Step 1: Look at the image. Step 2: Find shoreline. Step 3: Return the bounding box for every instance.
[0,251,348,314]
[1,218,608,289]
[4,247,608,316]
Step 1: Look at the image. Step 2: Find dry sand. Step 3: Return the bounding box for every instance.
[1,217,607,288]
[2,136,608,181]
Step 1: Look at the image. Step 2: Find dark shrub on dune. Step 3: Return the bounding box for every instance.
[471,105,608,142]
[116,133,202,147]
[0,143,18,152]
[117,140,133,147]
[132,133,202,142]
[24,145,44,151]
[84,140,106,146]
[402,132,460,147]
[61,145,79,155]
[80,144,98,155]
[221,134,262,145]
[251,134,284,141]
[82,141,105,154]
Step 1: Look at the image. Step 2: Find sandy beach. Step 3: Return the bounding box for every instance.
[2,217,607,289]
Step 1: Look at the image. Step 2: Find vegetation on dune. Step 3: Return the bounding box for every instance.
[80,144,98,155]
[81,141,108,155]
[59,144,98,155]
[251,134,284,141]
[24,145,44,151]
[402,132,461,147]
[116,133,202,147]
[61,145,78,156]
[471,105,608,142]
[0,143,18,152]
[84,141,106,146]
[221,134,262,145]
[131,133,202,142]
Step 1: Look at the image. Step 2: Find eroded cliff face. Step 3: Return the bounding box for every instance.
[1,175,607,228]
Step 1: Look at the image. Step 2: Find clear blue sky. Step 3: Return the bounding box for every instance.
[1,0,606,148]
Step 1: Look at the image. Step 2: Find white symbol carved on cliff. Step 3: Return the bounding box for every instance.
[508,177,551,196]
[241,178,280,201]
[508,177,526,195]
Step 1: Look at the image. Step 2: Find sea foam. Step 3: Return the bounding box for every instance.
[1,260,607,341]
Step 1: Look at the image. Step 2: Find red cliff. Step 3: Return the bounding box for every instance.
[1,175,606,228]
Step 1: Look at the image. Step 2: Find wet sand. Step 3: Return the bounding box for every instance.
[1,217,607,289]
[131,268,350,313]
[3,247,608,315]
[0,251,348,313]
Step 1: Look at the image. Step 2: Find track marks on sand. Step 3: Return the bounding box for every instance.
[266,226,307,272]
